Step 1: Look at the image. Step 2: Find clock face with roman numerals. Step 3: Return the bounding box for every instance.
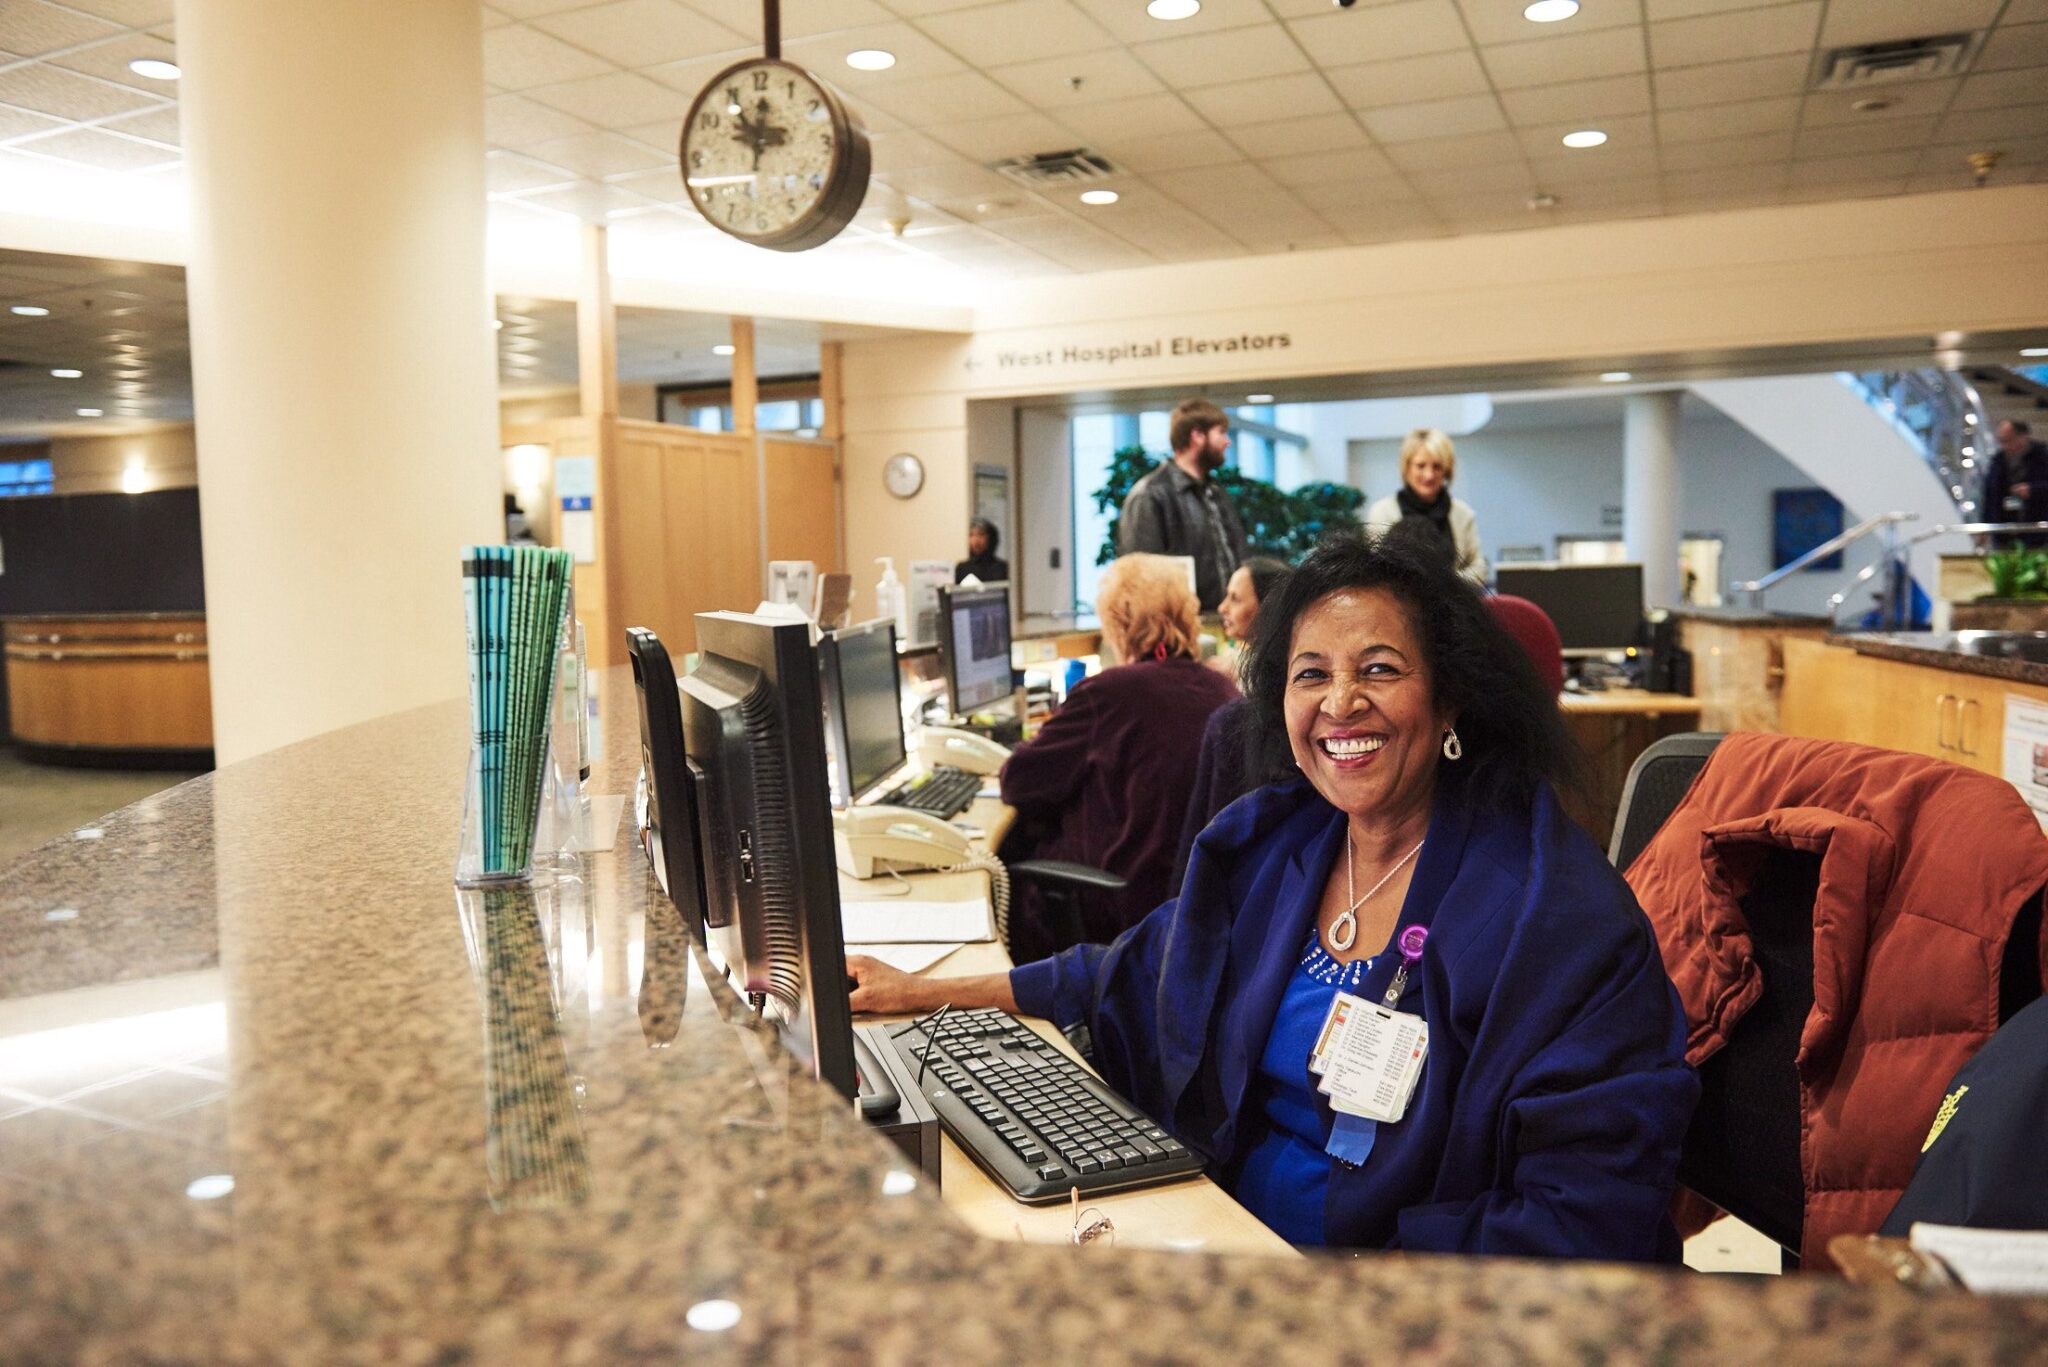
[680,58,871,253]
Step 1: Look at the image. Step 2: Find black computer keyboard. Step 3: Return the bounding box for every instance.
[883,1007,1204,1204]
[879,764,982,819]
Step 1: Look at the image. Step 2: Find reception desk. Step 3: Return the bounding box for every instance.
[2,612,212,759]
[0,667,2040,1360]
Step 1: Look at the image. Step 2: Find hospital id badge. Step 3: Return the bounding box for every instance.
[1309,990,1366,1076]
[1317,1002,1428,1124]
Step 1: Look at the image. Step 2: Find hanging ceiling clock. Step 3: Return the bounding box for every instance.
[680,49,871,253]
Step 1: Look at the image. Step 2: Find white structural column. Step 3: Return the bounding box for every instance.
[1623,391,1683,610]
[178,0,499,764]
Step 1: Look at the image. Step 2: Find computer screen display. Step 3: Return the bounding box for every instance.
[939,585,1012,715]
[678,611,857,1100]
[626,627,708,937]
[1494,563,1645,653]
[818,618,906,808]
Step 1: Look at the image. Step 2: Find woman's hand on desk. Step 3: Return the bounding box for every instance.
[846,956,1019,1016]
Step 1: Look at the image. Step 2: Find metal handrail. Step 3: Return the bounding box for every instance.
[1730,511,1917,595]
[1909,521,2048,544]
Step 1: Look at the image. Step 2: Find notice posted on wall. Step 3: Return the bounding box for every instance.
[2001,693,2048,831]
[555,455,597,565]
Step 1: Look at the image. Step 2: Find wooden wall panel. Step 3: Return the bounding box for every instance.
[764,437,842,575]
[613,422,761,659]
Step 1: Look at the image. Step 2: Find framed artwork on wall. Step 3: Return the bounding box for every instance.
[1773,488,1844,571]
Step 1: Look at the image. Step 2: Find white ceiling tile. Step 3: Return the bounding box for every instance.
[1149,159,1280,203]
[1818,0,2002,48]
[642,50,762,97]
[9,125,177,171]
[1935,104,2048,143]
[1184,72,1340,125]
[1134,22,1313,82]
[0,103,68,142]
[1228,112,1370,158]
[1383,129,1526,170]
[1057,93,1206,142]
[934,195,1053,223]
[483,6,516,27]
[855,70,1025,124]
[1793,116,1937,159]
[486,149,581,192]
[43,33,180,93]
[0,2,123,58]
[1107,127,1243,170]
[1656,96,1800,143]
[1650,53,1810,108]
[1455,0,1645,46]
[1977,23,2048,74]
[1259,145,1401,187]
[1661,164,1788,197]
[880,0,1010,14]
[1950,68,2048,112]
[1537,177,1664,210]
[1362,93,1507,143]
[778,0,897,38]
[928,111,1076,162]
[1497,73,1651,123]
[917,0,1115,67]
[1481,26,1648,90]
[1286,1,1471,66]
[483,25,617,90]
[1786,150,1919,184]
[1295,175,1421,212]
[522,130,672,178]
[1430,193,1547,232]
[486,92,601,148]
[531,0,749,68]
[1524,145,1660,185]
[1649,4,1821,68]
[1405,161,1538,196]
[1780,180,1905,205]
[868,127,958,171]
[53,0,175,24]
[0,64,160,121]
[1324,49,1492,109]
[987,47,1166,108]
[525,71,690,127]
[1801,80,1957,127]
[1643,0,1775,20]
[1658,130,1795,169]
[511,180,662,220]
[618,119,688,152]
[880,161,1016,200]
[2006,0,2048,21]
[494,0,626,16]
[1087,0,1273,43]
[96,103,177,146]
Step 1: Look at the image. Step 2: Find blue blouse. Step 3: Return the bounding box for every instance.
[1231,935,1375,1247]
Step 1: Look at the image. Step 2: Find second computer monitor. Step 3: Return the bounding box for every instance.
[1494,563,1645,654]
[818,617,906,808]
[938,584,1012,716]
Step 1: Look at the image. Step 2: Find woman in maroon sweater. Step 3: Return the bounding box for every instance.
[1000,553,1241,964]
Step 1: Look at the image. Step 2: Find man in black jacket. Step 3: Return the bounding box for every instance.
[1981,419,2048,548]
[1116,398,1248,611]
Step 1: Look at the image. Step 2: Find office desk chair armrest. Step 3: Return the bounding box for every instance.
[1007,860,1127,893]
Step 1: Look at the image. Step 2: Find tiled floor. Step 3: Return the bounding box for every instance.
[0,745,202,865]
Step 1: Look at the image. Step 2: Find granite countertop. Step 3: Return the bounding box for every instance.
[2,667,2044,1361]
[1667,606,1833,627]
[1,610,206,624]
[1846,631,2048,687]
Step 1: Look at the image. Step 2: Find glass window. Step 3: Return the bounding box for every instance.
[0,458,53,497]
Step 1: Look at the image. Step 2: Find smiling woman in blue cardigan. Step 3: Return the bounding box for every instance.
[849,529,1697,1260]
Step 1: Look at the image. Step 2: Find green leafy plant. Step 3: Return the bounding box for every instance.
[1985,549,2048,599]
[1092,445,1365,566]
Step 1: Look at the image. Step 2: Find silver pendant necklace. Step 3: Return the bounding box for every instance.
[1330,832,1426,953]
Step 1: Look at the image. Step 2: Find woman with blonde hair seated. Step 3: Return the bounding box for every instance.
[1365,428,1486,584]
[995,553,1241,964]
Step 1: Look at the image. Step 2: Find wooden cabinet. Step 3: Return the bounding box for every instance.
[3,615,212,755]
[1680,616,1830,733]
[1779,638,2025,777]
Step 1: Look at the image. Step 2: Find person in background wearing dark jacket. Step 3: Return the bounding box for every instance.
[1981,420,2048,548]
[1117,399,1249,611]
[956,516,1009,584]
[1181,556,1293,886]
[986,553,1240,964]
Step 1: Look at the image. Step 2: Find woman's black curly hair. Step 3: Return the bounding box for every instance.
[1240,524,1583,814]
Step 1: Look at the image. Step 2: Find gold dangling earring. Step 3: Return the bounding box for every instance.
[1442,727,1462,761]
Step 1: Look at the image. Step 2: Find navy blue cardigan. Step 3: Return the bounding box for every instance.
[1009,776,1698,1261]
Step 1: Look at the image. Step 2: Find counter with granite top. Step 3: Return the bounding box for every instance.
[2,666,2044,1363]
[1846,630,2048,687]
[1666,605,1834,628]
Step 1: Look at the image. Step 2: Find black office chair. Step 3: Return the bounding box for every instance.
[1607,731,1723,870]
[1006,859,1126,957]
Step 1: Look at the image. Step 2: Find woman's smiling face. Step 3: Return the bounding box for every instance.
[1284,587,1454,825]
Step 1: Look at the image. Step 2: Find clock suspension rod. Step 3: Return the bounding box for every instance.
[763,0,780,60]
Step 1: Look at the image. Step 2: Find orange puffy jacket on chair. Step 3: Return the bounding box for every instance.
[1625,732,2048,1270]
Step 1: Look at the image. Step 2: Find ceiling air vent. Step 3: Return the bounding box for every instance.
[991,148,1118,190]
[1812,33,1981,89]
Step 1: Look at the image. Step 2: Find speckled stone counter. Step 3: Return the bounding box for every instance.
[2,669,2045,1363]
[1848,631,2048,687]
[1667,606,1833,628]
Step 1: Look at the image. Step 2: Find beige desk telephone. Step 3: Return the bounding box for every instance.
[918,726,1010,776]
[834,805,973,879]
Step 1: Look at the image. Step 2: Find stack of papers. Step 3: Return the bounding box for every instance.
[462,545,574,877]
[1909,1224,2048,1295]
[841,897,991,945]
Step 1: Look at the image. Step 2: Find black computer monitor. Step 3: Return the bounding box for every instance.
[817,618,906,809]
[679,611,857,1100]
[1494,563,1646,655]
[937,584,1013,716]
[626,627,708,938]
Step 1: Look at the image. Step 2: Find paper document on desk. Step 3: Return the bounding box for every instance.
[846,943,964,974]
[1910,1224,2048,1294]
[842,898,992,945]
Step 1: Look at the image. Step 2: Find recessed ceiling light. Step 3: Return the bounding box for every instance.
[1562,129,1608,149]
[1147,0,1201,19]
[1079,188,1119,205]
[77,407,104,416]
[11,305,49,316]
[846,49,895,70]
[1599,371,1632,383]
[712,343,736,356]
[1246,393,1274,403]
[492,319,504,330]
[185,1175,234,1200]
[2022,347,2048,358]
[51,368,81,379]
[128,58,180,81]
[685,1300,743,1333]
[1523,0,1580,20]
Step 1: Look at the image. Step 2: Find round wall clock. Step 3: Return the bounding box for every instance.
[680,57,871,253]
[884,452,924,499]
